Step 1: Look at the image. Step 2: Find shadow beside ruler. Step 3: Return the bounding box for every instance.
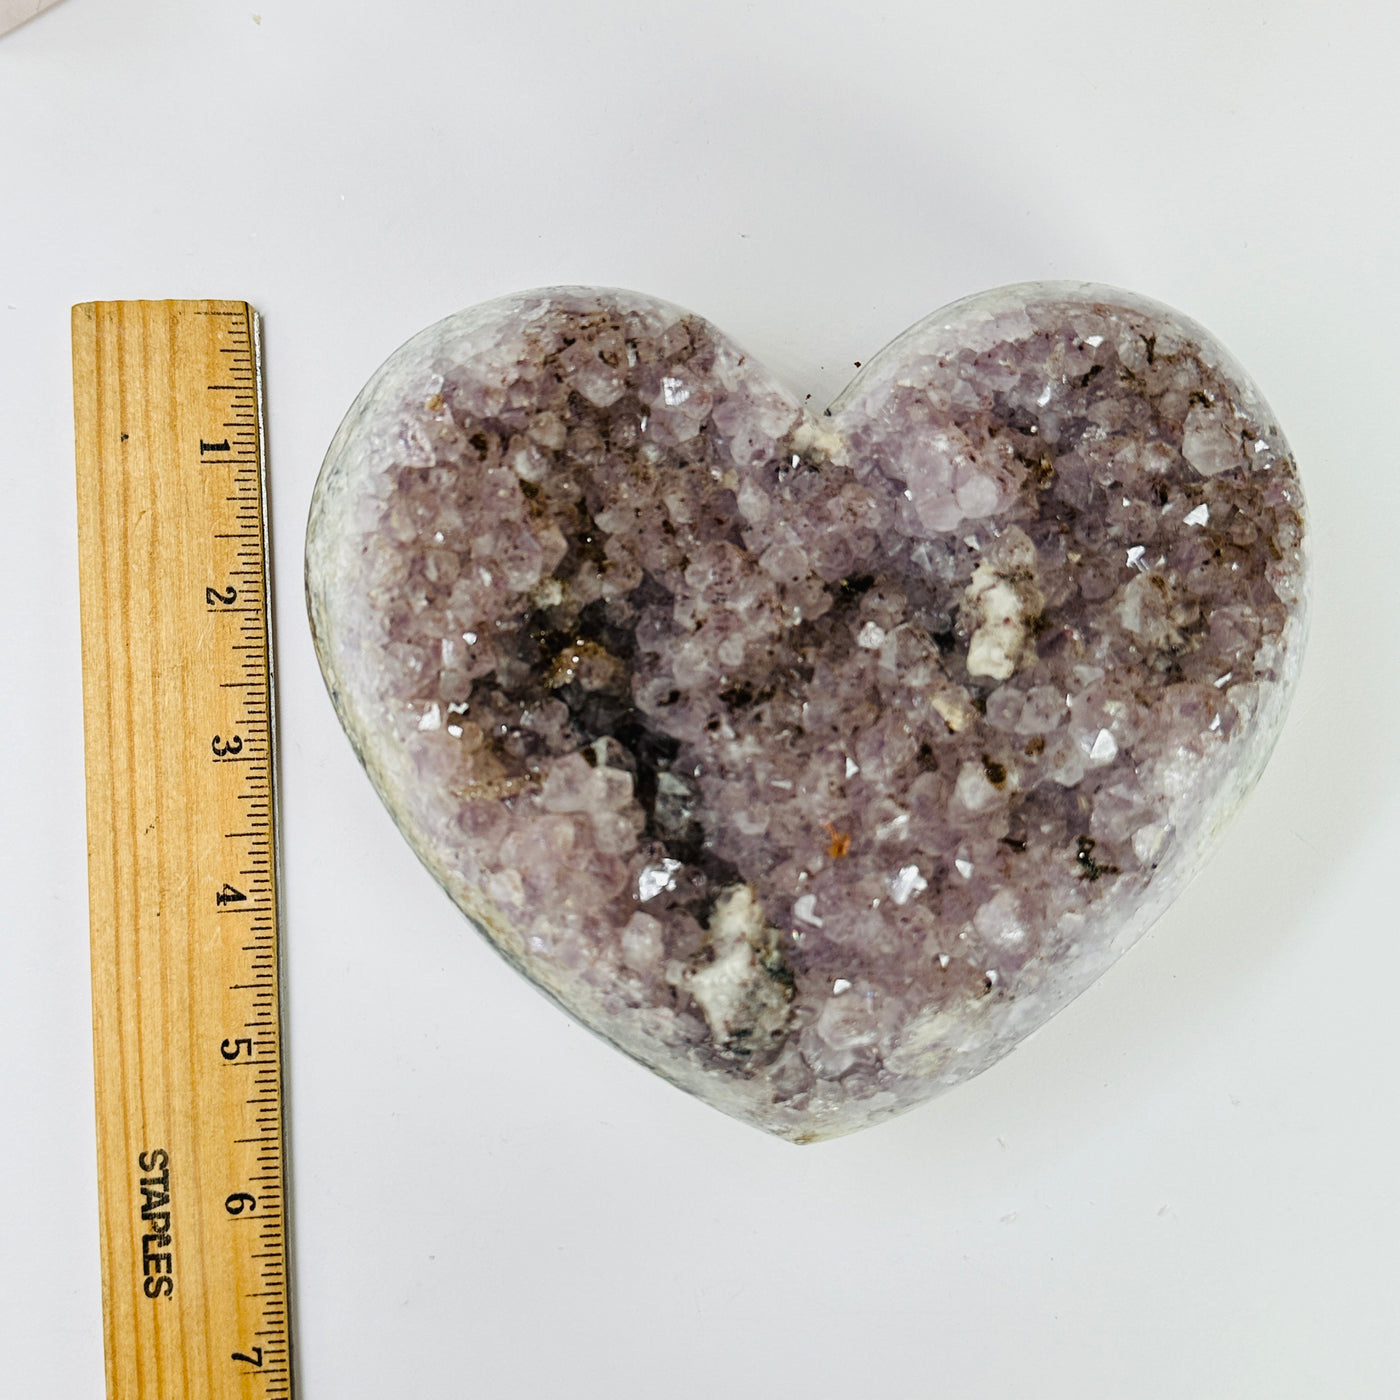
[73,301,293,1399]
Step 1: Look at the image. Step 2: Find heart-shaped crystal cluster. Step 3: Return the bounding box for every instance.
[306,283,1307,1140]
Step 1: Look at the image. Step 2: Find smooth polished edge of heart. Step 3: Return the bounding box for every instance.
[306,283,1308,1141]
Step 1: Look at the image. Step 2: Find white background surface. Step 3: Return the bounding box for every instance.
[3,2,1398,1395]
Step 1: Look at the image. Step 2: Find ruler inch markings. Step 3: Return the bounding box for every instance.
[74,300,294,1400]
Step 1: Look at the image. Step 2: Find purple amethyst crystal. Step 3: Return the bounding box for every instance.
[306,284,1307,1140]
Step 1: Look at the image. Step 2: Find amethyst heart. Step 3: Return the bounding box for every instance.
[306,284,1307,1140]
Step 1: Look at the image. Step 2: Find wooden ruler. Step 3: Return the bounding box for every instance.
[73,301,293,1399]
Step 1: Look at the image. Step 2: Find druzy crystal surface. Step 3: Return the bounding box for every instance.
[306,284,1307,1140]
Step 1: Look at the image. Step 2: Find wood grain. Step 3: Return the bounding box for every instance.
[73,301,292,1399]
